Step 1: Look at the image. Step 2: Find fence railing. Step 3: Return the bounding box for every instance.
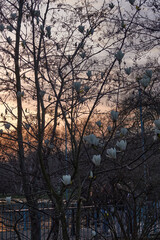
[1,200,160,239]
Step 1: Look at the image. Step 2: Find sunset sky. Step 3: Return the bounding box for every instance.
[0,0,159,132]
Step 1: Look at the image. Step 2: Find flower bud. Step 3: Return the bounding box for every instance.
[4,123,10,130]
[92,155,101,166]
[11,13,17,20]
[96,120,102,127]
[86,70,91,78]
[78,25,84,33]
[6,196,11,204]
[107,126,112,132]
[115,50,124,64]
[111,110,119,121]
[0,24,4,31]
[154,119,160,130]
[128,0,135,5]
[73,82,81,93]
[124,67,131,75]
[84,134,99,146]
[107,148,116,159]
[121,128,128,136]
[62,175,71,185]
[116,140,127,151]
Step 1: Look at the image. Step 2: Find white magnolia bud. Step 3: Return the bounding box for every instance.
[154,120,160,130]
[6,196,11,204]
[128,0,135,5]
[84,134,99,146]
[124,67,131,75]
[111,110,119,121]
[116,140,127,151]
[4,123,10,130]
[121,128,128,136]
[115,50,124,64]
[11,13,17,20]
[62,175,71,185]
[96,120,102,127]
[86,70,91,78]
[78,25,84,33]
[107,148,116,159]
[73,82,81,93]
[140,75,150,88]
[92,155,101,166]
[0,24,4,31]
[39,90,46,97]
[17,91,24,97]
[107,126,112,132]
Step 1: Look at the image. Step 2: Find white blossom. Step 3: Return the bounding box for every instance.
[116,140,127,151]
[39,90,46,97]
[46,26,51,32]
[153,135,157,141]
[107,148,116,159]
[124,67,131,75]
[48,95,52,101]
[84,85,90,93]
[4,123,10,130]
[146,69,152,78]
[45,139,49,145]
[73,82,81,93]
[34,10,40,17]
[153,129,160,141]
[155,129,160,135]
[128,0,135,5]
[89,28,94,35]
[115,50,124,64]
[7,25,13,32]
[62,175,71,185]
[109,3,114,9]
[111,110,119,121]
[22,40,26,48]
[154,120,160,130]
[25,123,30,130]
[80,52,86,59]
[7,37,12,45]
[17,91,24,97]
[140,75,150,88]
[86,70,91,78]
[79,97,85,104]
[46,26,51,38]
[84,134,99,146]
[11,13,17,20]
[0,24,4,31]
[40,25,44,33]
[107,126,112,132]
[6,196,11,204]
[99,141,104,147]
[78,25,84,33]
[101,72,105,78]
[96,120,102,127]
[91,230,96,237]
[90,171,93,178]
[121,128,128,136]
[49,144,54,149]
[92,155,101,166]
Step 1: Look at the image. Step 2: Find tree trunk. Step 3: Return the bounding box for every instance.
[15,1,42,239]
[60,212,70,240]
[47,203,60,240]
[30,207,41,240]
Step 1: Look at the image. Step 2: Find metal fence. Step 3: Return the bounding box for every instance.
[1,200,160,239]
